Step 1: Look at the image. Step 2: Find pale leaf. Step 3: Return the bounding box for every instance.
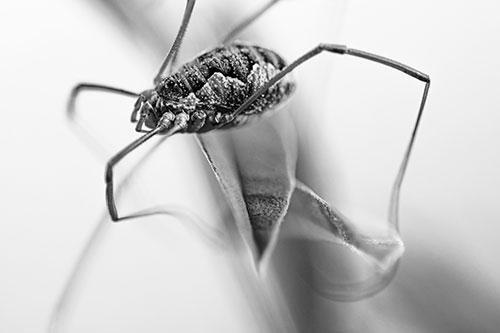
[197,111,297,267]
[281,180,404,301]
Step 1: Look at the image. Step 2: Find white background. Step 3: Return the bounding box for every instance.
[1,0,499,332]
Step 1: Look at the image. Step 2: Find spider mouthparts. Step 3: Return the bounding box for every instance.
[131,97,143,122]
[135,113,146,132]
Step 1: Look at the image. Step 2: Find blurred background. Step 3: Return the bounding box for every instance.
[1,0,499,332]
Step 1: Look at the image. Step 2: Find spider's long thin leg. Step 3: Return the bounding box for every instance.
[48,131,222,333]
[105,115,188,221]
[225,44,429,300]
[222,0,282,44]
[106,126,166,221]
[67,83,139,118]
[230,43,430,225]
[154,0,196,85]
[67,83,140,160]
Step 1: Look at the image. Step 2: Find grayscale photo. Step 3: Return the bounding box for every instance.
[1,0,499,332]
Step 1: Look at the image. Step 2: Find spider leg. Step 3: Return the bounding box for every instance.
[105,114,188,221]
[67,82,139,118]
[48,130,222,333]
[228,43,430,225]
[154,0,196,85]
[221,0,282,44]
[66,83,140,160]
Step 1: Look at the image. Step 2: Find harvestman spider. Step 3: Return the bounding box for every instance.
[68,0,430,223]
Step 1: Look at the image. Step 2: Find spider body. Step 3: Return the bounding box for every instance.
[54,3,432,326]
[67,0,430,223]
[134,42,295,133]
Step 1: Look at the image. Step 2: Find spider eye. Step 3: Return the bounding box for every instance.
[158,78,184,98]
[159,80,173,91]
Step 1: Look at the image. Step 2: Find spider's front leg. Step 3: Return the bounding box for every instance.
[105,113,189,222]
[67,83,138,119]
[226,42,430,224]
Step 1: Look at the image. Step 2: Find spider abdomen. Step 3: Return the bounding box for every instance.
[156,41,295,132]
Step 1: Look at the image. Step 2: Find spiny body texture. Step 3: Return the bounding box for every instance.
[142,41,295,133]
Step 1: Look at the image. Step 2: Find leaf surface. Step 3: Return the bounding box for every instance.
[197,111,297,266]
[281,180,404,300]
